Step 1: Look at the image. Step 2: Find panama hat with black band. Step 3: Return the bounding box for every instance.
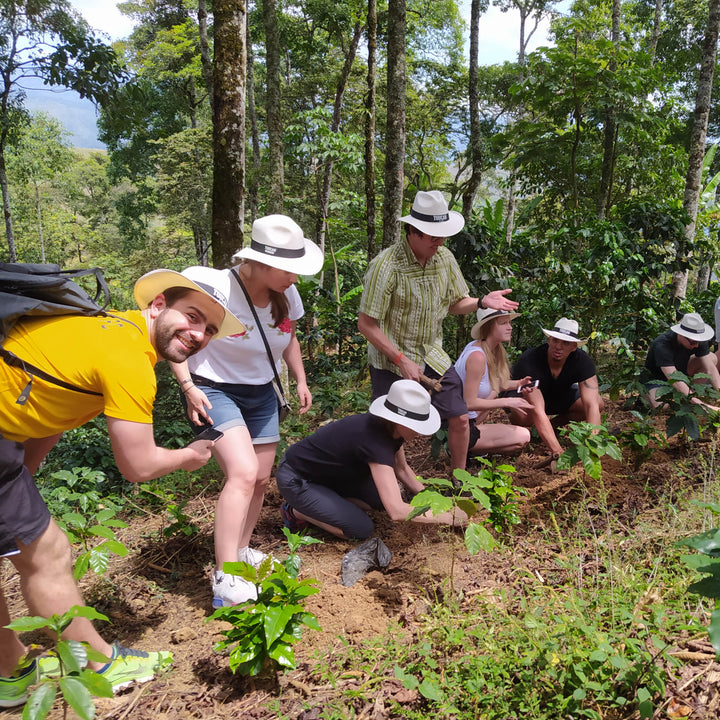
[369,379,441,436]
[400,190,465,237]
[233,214,324,276]
[541,317,588,344]
[471,308,521,340]
[671,313,714,343]
[134,266,246,339]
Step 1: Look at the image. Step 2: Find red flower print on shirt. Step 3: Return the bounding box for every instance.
[277,318,292,334]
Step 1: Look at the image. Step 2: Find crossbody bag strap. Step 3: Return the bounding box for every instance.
[230,268,287,400]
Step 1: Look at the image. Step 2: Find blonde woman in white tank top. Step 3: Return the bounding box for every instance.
[454,308,534,455]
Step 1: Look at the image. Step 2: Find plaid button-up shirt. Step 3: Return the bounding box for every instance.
[359,237,469,375]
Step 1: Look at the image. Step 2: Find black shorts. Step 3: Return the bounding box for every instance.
[0,435,51,557]
[276,458,383,540]
[369,365,468,421]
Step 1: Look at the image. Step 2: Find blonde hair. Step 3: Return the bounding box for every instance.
[478,318,511,393]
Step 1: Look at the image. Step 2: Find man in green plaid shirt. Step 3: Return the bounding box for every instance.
[359,190,517,471]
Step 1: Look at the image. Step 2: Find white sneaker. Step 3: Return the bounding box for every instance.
[212,570,257,608]
[237,546,272,568]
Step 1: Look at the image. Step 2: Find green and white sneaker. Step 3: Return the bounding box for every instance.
[40,642,172,692]
[0,659,38,708]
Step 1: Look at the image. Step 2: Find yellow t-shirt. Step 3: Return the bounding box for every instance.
[0,310,157,442]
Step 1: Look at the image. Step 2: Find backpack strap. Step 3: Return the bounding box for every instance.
[0,348,102,405]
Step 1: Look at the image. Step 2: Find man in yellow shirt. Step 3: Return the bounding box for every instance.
[0,266,244,707]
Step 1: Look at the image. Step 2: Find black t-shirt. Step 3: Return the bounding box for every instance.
[511,344,597,415]
[644,329,709,381]
[283,413,402,487]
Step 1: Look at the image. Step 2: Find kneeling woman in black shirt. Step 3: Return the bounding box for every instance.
[277,379,467,539]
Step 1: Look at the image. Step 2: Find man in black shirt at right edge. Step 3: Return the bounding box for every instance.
[644,312,720,411]
[506,317,604,463]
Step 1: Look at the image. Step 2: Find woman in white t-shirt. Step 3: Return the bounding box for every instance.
[454,308,534,456]
[170,215,323,608]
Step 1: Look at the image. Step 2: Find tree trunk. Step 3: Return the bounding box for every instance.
[263,0,284,214]
[365,0,377,261]
[315,23,363,257]
[596,0,620,219]
[247,17,261,226]
[674,0,720,303]
[198,0,214,104]
[461,0,483,222]
[211,0,247,269]
[382,0,406,249]
[650,0,663,59]
[0,140,16,262]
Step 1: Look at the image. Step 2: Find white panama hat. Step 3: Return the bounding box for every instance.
[671,312,714,342]
[369,379,441,435]
[133,266,246,339]
[400,190,465,237]
[471,308,521,340]
[234,214,324,275]
[541,317,587,344]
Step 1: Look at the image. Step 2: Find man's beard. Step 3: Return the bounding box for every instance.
[155,309,201,362]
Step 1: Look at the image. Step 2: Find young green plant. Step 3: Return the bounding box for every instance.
[6,606,113,720]
[557,421,622,480]
[209,528,323,681]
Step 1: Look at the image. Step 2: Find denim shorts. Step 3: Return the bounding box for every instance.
[189,377,280,445]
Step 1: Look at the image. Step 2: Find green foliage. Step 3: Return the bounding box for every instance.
[677,501,720,654]
[651,372,720,440]
[39,467,121,518]
[58,509,129,581]
[209,528,323,677]
[619,410,668,471]
[557,422,622,480]
[7,606,114,720]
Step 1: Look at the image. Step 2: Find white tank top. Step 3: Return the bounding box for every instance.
[454,341,492,420]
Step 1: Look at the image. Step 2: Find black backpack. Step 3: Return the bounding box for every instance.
[0,263,111,404]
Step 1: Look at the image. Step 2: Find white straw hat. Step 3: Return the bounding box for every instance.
[234,214,324,275]
[541,317,587,343]
[471,308,521,340]
[400,190,465,237]
[671,313,714,342]
[369,379,441,435]
[133,266,245,339]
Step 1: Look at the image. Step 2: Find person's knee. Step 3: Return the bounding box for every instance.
[448,414,469,431]
[345,514,374,540]
[13,521,73,576]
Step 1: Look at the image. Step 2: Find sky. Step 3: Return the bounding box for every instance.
[23,1,556,148]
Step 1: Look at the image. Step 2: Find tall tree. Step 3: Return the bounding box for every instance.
[673,0,720,301]
[262,0,284,214]
[0,0,122,261]
[211,0,247,268]
[365,0,378,260]
[382,0,406,249]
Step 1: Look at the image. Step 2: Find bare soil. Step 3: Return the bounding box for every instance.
[2,400,718,719]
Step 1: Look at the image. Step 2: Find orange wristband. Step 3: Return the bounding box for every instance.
[393,352,403,365]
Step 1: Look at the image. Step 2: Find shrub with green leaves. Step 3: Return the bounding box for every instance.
[651,371,720,440]
[7,606,114,720]
[558,421,622,480]
[58,508,128,580]
[619,409,668,471]
[209,528,322,677]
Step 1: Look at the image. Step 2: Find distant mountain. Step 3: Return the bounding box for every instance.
[22,77,104,149]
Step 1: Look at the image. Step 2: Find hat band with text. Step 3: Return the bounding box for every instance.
[250,239,305,258]
[193,281,228,307]
[410,209,450,223]
[553,326,579,339]
[384,399,429,421]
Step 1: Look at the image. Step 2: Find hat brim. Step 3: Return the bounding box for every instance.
[400,210,465,237]
[471,311,521,340]
[133,270,246,339]
[671,323,714,342]
[369,394,441,435]
[541,328,587,344]
[235,238,324,275]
